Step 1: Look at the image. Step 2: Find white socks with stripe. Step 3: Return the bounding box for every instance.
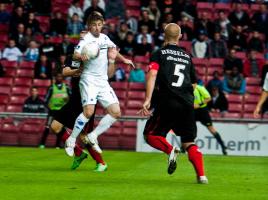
[70,113,89,138]
[90,114,117,137]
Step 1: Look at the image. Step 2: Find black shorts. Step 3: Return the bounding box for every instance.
[194,107,212,127]
[143,97,197,143]
[52,98,95,130]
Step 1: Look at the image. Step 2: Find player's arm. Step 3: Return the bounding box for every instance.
[200,86,211,104]
[62,66,83,77]
[116,52,135,68]
[254,91,268,118]
[107,47,119,78]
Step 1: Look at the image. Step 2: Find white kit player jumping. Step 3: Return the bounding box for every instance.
[65,11,134,156]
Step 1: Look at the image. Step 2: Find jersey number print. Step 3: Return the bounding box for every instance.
[172,64,185,87]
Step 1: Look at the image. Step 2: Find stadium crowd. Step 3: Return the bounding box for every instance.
[0,0,268,118]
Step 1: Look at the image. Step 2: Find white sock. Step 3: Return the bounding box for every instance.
[70,113,89,138]
[91,114,117,137]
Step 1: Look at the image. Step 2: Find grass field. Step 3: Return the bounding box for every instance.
[0,147,267,200]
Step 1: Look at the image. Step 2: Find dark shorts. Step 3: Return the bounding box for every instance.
[143,97,197,143]
[194,107,212,127]
[52,98,95,131]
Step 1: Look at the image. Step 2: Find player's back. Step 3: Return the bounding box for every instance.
[153,44,196,106]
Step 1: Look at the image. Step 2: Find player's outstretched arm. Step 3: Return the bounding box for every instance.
[107,47,119,78]
[254,91,268,118]
[116,52,135,68]
[62,66,83,77]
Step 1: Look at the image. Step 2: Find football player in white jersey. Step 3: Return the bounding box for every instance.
[254,73,268,118]
[65,12,134,156]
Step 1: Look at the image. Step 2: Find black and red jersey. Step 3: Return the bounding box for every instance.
[149,44,197,106]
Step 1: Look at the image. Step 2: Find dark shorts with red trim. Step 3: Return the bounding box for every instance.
[194,107,212,127]
[143,97,197,143]
[52,98,95,132]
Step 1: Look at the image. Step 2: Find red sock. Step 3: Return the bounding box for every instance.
[61,129,83,157]
[187,145,205,177]
[86,145,105,165]
[146,135,173,155]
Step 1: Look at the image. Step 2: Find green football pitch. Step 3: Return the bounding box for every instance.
[0,147,267,200]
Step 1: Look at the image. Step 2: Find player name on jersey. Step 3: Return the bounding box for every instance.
[161,49,190,58]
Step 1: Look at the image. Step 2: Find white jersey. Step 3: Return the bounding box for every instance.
[75,32,116,80]
[263,73,268,92]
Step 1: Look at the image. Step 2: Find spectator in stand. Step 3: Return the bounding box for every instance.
[30,0,51,14]
[34,54,52,79]
[228,3,250,30]
[58,34,75,56]
[134,36,152,57]
[146,0,161,29]
[109,67,126,82]
[10,23,27,52]
[39,34,57,61]
[223,66,246,94]
[2,38,23,61]
[24,40,39,62]
[84,0,105,24]
[119,31,136,57]
[224,48,243,74]
[124,9,138,34]
[154,22,166,48]
[0,3,11,24]
[160,12,174,25]
[83,0,105,12]
[0,62,4,77]
[209,32,228,58]
[251,4,268,39]
[214,10,232,41]
[243,50,265,77]
[68,0,84,22]
[172,0,197,21]
[50,11,67,36]
[24,27,34,44]
[9,6,26,35]
[105,0,124,19]
[138,9,155,34]
[192,30,209,58]
[248,30,264,52]
[207,71,223,93]
[22,86,46,113]
[207,86,228,115]
[24,12,41,34]
[228,25,247,51]
[180,16,193,41]
[128,63,145,83]
[107,23,120,45]
[136,25,153,44]
[194,11,215,39]
[67,13,84,38]
[117,22,129,44]
[14,0,32,15]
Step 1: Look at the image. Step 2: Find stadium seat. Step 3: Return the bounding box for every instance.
[246,86,262,94]
[192,58,208,67]
[0,86,11,95]
[0,60,17,68]
[196,2,213,11]
[209,58,224,67]
[19,123,44,146]
[0,94,9,104]
[6,105,22,112]
[244,94,259,104]
[126,100,143,109]
[235,52,246,59]
[99,135,120,149]
[14,78,32,87]
[11,87,30,96]
[127,9,140,18]
[243,104,256,113]
[179,41,192,53]
[114,90,127,100]
[225,94,243,103]
[228,103,243,113]
[4,68,17,77]
[223,112,242,119]
[207,66,223,76]
[0,104,5,111]
[0,77,13,86]
[243,113,254,119]
[127,91,145,100]
[134,56,149,64]
[50,36,63,44]
[110,82,128,90]
[37,87,48,97]
[0,34,8,43]
[32,79,51,88]
[214,3,232,12]
[0,24,9,34]
[245,77,261,86]
[209,112,222,118]
[35,15,50,33]
[0,123,19,145]
[195,66,206,76]
[19,61,35,69]
[9,95,25,105]
[128,82,145,91]
[17,69,34,78]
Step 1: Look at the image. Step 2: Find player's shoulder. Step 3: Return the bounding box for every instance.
[99,33,110,40]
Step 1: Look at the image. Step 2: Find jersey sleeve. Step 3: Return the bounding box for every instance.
[105,35,116,48]
[64,55,81,69]
[74,38,87,54]
[189,58,197,84]
[263,73,268,92]
[148,50,160,71]
[199,85,211,99]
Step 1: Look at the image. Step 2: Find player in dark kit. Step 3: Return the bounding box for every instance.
[49,54,107,172]
[139,23,208,184]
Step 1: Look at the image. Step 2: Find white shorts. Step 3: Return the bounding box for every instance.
[79,77,119,108]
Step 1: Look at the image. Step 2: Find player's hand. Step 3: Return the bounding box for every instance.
[253,106,261,118]
[124,58,135,69]
[108,47,118,61]
[137,100,152,116]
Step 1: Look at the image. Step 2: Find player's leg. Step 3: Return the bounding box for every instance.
[84,86,120,153]
[199,108,227,155]
[39,115,53,148]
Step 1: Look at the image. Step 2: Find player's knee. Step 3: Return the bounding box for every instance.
[110,110,121,119]
[83,108,94,119]
[50,121,62,134]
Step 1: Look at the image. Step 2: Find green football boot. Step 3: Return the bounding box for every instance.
[71,151,88,170]
[94,163,108,172]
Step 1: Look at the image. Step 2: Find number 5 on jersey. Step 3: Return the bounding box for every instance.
[172,64,185,87]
